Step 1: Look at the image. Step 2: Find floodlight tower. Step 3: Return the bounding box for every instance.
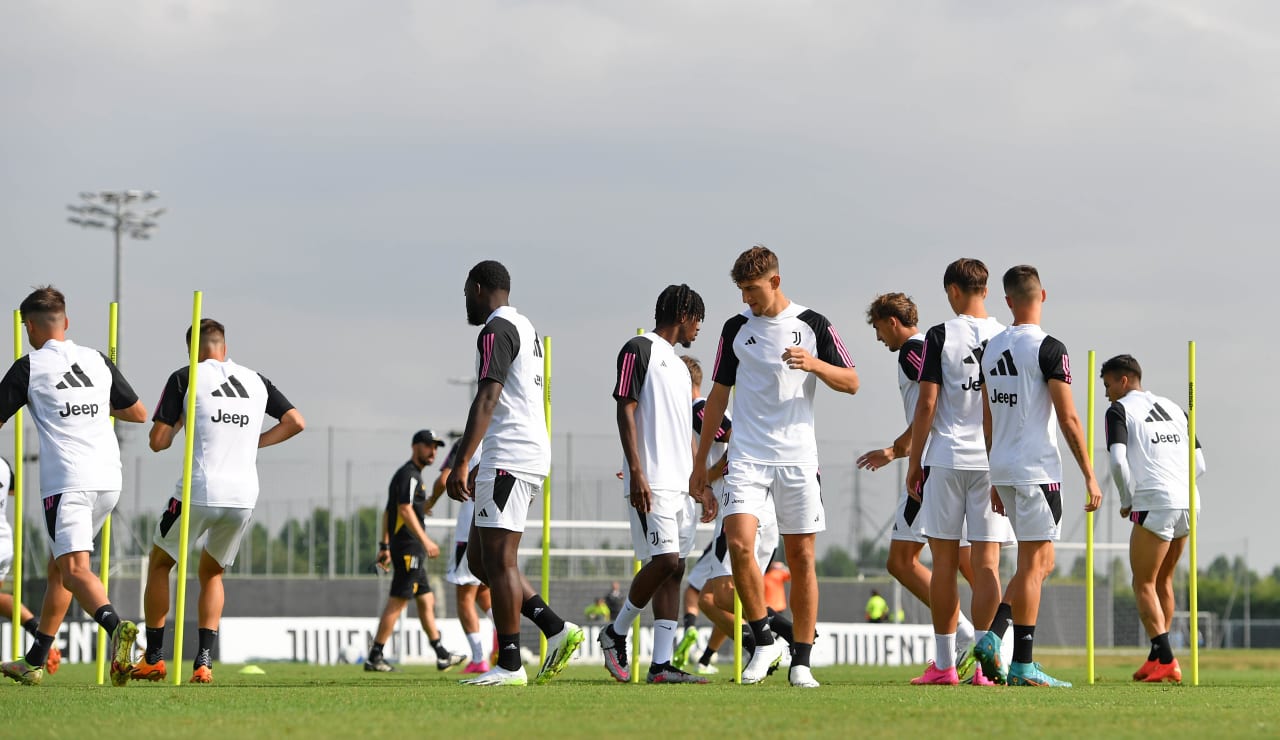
[66,190,165,360]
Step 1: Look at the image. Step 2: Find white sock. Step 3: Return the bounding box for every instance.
[934,634,957,670]
[485,608,494,623]
[466,632,484,663]
[975,629,989,645]
[613,599,643,637]
[651,619,677,667]
[957,612,975,645]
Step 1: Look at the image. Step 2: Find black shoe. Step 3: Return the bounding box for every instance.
[364,656,395,672]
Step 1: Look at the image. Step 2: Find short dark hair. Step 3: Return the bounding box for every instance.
[186,318,226,347]
[1101,354,1143,381]
[19,285,66,323]
[943,258,988,294]
[468,260,511,292]
[680,355,702,387]
[654,284,705,328]
[865,292,918,327]
[1002,265,1042,300]
[731,245,779,284]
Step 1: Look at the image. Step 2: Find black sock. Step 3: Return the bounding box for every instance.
[748,617,775,646]
[1012,624,1035,664]
[989,603,1013,639]
[145,626,166,664]
[682,612,697,630]
[24,631,55,667]
[1147,640,1159,662]
[791,642,813,668]
[22,618,39,638]
[521,594,566,638]
[93,604,121,634]
[1154,632,1174,664]
[431,637,451,659]
[742,629,756,655]
[768,612,795,644]
[698,645,716,666]
[195,628,217,670]
[497,633,521,671]
[369,641,385,660]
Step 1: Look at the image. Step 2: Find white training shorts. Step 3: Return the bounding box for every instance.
[153,497,254,568]
[445,500,482,586]
[994,483,1063,542]
[722,461,824,535]
[474,468,541,533]
[918,467,1013,543]
[704,502,779,584]
[44,490,119,559]
[629,489,697,561]
[891,487,927,544]
[0,539,11,581]
[1130,508,1191,542]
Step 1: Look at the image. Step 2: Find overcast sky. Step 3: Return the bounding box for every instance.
[1,1,1272,570]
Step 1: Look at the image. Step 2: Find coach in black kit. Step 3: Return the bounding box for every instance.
[365,430,465,673]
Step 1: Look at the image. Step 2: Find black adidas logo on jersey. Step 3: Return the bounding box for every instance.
[961,343,987,365]
[54,364,94,390]
[211,375,250,398]
[1145,403,1174,423]
[988,349,1019,377]
[745,336,757,346]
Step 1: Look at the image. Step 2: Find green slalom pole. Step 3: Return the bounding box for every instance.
[95,303,119,684]
[171,292,202,684]
[10,311,24,663]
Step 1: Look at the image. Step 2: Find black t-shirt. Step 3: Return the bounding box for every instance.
[385,460,428,555]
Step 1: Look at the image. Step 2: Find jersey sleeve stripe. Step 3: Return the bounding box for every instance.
[618,352,636,397]
[828,327,854,367]
[479,333,495,379]
[711,336,725,379]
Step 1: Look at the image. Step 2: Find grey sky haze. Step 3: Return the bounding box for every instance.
[0,1,1271,569]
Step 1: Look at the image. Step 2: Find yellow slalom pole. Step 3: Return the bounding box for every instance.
[630,328,643,683]
[630,558,642,684]
[539,335,552,667]
[733,592,743,684]
[10,311,24,663]
[1188,340,1199,686]
[95,303,119,684]
[171,291,203,685]
[1085,350,1096,684]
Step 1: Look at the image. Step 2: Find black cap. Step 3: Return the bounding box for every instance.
[411,429,447,447]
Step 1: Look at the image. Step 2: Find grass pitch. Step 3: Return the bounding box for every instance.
[5,650,1279,739]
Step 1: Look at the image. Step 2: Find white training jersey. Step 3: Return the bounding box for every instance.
[982,324,1070,486]
[1106,390,1201,511]
[898,333,926,425]
[0,339,139,497]
[919,315,1005,470]
[613,332,693,492]
[0,457,12,545]
[153,358,294,508]
[711,302,855,466]
[475,306,550,479]
[441,438,483,544]
[693,398,732,496]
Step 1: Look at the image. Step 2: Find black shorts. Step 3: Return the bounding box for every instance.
[389,548,431,599]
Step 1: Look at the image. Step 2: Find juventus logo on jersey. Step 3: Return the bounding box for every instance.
[53,364,94,390]
[211,375,250,398]
[1145,403,1175,423]
[791,331,802,345]
[988,349,1019,377]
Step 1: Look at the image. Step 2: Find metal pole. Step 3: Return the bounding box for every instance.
[346,460,353,576]
[327,426,335,578]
